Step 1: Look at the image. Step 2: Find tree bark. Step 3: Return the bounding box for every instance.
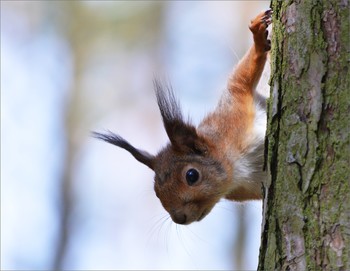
[259,0,349,270]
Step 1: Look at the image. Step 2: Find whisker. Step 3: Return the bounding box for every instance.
[164,217,172,255]
[184,226,212,247]
[146,213,169,246]
[177,225,200,270]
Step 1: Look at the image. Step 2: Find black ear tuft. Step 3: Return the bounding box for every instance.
[154,79,183,130]
[153,79,208,155]
[92,131,155,170]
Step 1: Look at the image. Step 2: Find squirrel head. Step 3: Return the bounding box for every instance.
[93,80,229,224]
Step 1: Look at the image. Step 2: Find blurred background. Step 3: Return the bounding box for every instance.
[1,1,270,270]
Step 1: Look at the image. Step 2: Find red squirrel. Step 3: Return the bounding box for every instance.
[94,10,272,225]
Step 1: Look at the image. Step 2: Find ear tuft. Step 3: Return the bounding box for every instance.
[92,131,155,170]
[154,79,183,130]
[154,79,208,155]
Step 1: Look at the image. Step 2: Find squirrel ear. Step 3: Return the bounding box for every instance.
[168,122,208,154]
[154,79,208,155]
[92,131,155,170]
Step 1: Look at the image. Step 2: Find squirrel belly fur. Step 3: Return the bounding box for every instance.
[94,9,272,225]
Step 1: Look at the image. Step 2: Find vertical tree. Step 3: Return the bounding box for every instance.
[259,0,349,270]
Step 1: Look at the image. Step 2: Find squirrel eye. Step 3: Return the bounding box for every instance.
[186,168,199,186]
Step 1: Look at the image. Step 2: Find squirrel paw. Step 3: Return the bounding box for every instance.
[249,9,272,52]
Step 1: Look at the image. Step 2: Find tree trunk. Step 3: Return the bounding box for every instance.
[259,1,349,270]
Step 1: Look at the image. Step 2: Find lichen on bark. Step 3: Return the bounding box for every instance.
[259,0,349,270]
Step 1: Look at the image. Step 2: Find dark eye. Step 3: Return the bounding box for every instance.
[186,168,199,186]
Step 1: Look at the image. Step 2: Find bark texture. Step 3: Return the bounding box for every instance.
[259,0,349,270]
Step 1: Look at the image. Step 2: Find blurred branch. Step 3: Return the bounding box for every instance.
[53,2,86,269]
[232,205,247,270]
[51,2,164,269]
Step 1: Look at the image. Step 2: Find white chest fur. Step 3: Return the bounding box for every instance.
[232,64,270,192]
[233,101,267,184]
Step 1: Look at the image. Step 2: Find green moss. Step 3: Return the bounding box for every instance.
[260,0,349,270]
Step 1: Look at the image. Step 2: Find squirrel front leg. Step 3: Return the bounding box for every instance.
[221,10,272,201]
[228,9,272,95]
[199,9,272,150]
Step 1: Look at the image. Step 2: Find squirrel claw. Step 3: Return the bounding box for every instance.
[265,8,273,15]
[249,9,272,52]
[261,15,272,27]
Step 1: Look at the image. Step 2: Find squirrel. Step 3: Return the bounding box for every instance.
[94,9,272,225]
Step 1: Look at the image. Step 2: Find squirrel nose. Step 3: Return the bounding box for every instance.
[172,213,187,224]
